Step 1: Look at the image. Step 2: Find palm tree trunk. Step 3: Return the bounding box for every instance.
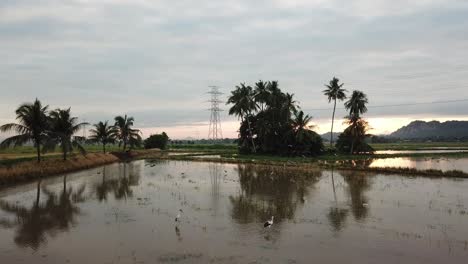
[246,113,256,153]
[36,144,41,163]
[63,144,67,161]
[330,99,337,149]
[103,143,106,153]
[350,139,355,155]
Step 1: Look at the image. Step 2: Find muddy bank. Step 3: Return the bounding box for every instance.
[0,153,119,185]
[0,149,163,186]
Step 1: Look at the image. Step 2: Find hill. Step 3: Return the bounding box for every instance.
[389,120,468,140]
[321,132,341,142]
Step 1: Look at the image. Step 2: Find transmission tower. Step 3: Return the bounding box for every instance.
[207,86,223,140]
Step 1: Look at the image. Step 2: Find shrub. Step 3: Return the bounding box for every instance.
[144,132,169,150]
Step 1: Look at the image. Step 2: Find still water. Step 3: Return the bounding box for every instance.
[369,157,468,173]
[1,160,468,263]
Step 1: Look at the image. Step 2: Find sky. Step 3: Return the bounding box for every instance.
[1,0,468,139]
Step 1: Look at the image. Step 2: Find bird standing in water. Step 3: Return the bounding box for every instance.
[264,216,274,228]
[175,209,183,222]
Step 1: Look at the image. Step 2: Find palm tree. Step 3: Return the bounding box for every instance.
[344,90,368,118]
[227,83,258,152]
[292,111,313,143]
[0,99,49,162]
[45,108,88,161]
[284,93,298,116]
[254,80,269,111]
[114,115,142,151]
[323,77,347,148]
[89,121,116,153]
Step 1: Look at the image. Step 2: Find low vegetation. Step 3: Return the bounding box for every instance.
[0,153,119,185]
[144,132,169,150]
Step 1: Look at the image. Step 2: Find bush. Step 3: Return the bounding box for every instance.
[144,132,169,150]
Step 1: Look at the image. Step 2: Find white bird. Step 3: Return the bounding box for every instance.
[175,209,183,222]
[264,216,274,228]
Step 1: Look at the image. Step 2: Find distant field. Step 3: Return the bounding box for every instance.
[370,142,468,150]
[0,145,122,161]
[170,144,237,151]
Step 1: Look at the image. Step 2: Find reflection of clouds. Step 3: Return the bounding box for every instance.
[370,157,468,172]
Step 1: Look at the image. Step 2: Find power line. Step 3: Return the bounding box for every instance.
[303,98,468,112]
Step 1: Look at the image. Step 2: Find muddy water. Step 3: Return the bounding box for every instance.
[1,161,468,263]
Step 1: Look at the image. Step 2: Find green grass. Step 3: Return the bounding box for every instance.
[0,144,123,154]
[169,144,237,151]
[370,142,468,150]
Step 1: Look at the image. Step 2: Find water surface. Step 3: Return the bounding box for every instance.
[1,160,468,263]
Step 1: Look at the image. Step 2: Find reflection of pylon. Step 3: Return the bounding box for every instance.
[208,86,223,140]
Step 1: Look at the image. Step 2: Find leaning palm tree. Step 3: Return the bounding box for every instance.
[114,115,142,151]
[88,121,116,153]
[344,90,368,118]
[227,83,258,152]
[323,77,347,148]
[44,108,88,161]
[0,99,49,162]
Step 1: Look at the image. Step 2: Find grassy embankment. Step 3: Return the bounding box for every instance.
[163,143,468,178]
[0,147,163,185]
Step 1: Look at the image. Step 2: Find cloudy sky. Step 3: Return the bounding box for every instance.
[1,0,468,139]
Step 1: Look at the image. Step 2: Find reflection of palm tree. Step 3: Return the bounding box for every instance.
[42,176,86,230]
[327,207,349,232]
[230,164,321,224]
[0,181,52,249]
[93,163,141,202]
[341,171,373,221]
[113,163,140,200]
[95,167,112,202]
[0,178,87,249]
[327,167,350,233]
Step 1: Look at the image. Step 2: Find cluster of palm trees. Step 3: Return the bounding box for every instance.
[322,77,373,154]
[0,99,142,162]
[89,115,142,154]
[227,81,324,155]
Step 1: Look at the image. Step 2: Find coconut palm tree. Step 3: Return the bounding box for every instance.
[254,80,269,112]
[344,90,368,118]
[323,77,347,148]
[292,110,313,143]
[227,83,258,152]
[44,108,88,161]
[114,115,142,151]
[0,99,49,162]
[89,121,116,153]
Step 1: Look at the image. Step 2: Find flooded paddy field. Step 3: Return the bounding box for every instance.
[1,160,468,263]
[369,157,468,173]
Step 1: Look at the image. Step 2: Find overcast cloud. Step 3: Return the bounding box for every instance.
[1,0,468,138]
